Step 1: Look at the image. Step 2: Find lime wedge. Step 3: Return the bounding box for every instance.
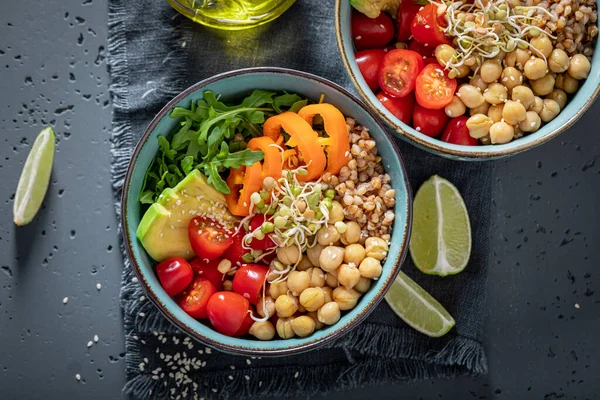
[385,271,455,337]
[409,175,471,276]
[13,126,55,226]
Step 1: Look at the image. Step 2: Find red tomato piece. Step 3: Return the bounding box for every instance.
[408,40,434,58]
[415,63,457,109]
[410,4,452,47]
[377,92,415,125]
[441,117,479,146]
[234,311,255,337]
[223,232,247,266]
[206,292,251,336]
[397,0,421,42]
[232,264,269,305]
[248,215,276,251]
[156,257,194,297]
[189,258,225,291]
[378,49,424,98]
[412,104,450,137]
[176,277,216,319]
[355,49,386,91]
[188,217,233,260]
[351,10,395,50]
[423,57,438,65]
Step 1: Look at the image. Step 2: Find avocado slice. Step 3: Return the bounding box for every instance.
[136,170,238,262]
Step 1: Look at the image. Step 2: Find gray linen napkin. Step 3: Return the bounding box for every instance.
[108,0,492,399]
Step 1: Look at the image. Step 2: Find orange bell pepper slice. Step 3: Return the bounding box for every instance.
[297,103,351,175]
[247,137,282,180]
[225,163,263,217]
[262,112,326,182]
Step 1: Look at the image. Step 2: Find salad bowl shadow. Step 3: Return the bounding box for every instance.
[121,67,412,356]
[335,0,600,160]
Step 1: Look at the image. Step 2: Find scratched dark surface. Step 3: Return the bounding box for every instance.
[0,1,599,399]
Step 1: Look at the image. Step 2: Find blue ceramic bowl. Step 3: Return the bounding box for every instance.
[121,68,412,356]
[335,0,600,160]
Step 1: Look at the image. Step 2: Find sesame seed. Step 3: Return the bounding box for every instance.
[355,35,362,40]
[379,24,385,29]
[139,312,146,317]
[228,375,234,380]
[424,24,430,28]
[244,375,250,380]
[96,283,102,290]
[575,303,580,308]
[140,296,146,302]
[94,335,99,342]
[230,365,236,370]
[132,277,138,283]
[62,297,69,304]
[246,359,252,365]
[75,374,81,381]
[415,126,421,131]
[87,341,93,348]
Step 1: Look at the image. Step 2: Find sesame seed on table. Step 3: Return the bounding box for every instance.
[0,0,599,399]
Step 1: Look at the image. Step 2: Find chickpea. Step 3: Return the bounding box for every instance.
[322,286,333,303]
[489,121,515,144]
[297,303,307,313]
[488,104,504,122]
[445,96,467,118]
[340,221,361,245]
[249,321,275,341]
[530,74,555,96]
[524,57,548,80]
[365,237,389,260]
[505,48,531,69]
[329,200,344,223]
[354,276,372,293]
[325,272,338,288]
[256,295,275,318]
[540,99,561,122]
[337,263,361,289]
[305,311,323,330]
[306,244,324,267]
[560,73,579,94]
[465,114,493,139]
[275,294,298,318]
[269,281,288,299]
[358,257,382,279]
[277,245,301,265]
[333,287,361,310]
[501,67,523,90]
[470,75,488,92]
[317,302,341,325]
[502,100,527,125]
[306,267,326,287]
[287,270,310,296]
[480,60,503,83]
[454,64,471,78]
[483,83,508,105]
[469,101,490,116]
[530,35,553,58]
[568,54,591,80]
[223,280,233,291]
[479,135,492,145]
[318,246,344,272]
[299,287,325,312]
[548,48,569,73]
[457,84,485,108]
[276,317,295,339]
[546,89,567,110]
[518,111,542,133]
[513,125,525,139]
[317,225,341,246]
[291,316,315,337]
[296,257,314,271]
[511,85,535,109]
[344,243,366,266]
[529,96,544,113]
[435,44,457,67]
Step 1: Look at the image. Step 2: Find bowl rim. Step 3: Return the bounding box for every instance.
[334,0,600,160]
[121,66,413,356]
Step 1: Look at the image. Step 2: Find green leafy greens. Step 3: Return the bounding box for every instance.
[140,90,306,203]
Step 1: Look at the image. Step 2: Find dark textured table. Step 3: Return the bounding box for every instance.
[1,1,599,399]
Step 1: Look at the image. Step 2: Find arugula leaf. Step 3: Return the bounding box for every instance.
[204,91,232,112]
[289,99,308,113]
[171,117,194,150]
[197,107,271,144]
[205,163,230,194]
[241,90,276,108]
[180,156,194,175]
[198,145,264,194]
[273,93,303,113]
[158,136,170,153]
[139,190,155,204]
[206,126,225,160]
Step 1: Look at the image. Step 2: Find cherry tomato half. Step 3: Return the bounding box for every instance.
[408,39,434,58]
[189,257,225,291]
[351,10,395,50]
[207,292,251,336]
[223,232,247,266]
[377,92,414,125]
[378,49,424,98]
[412,104,449,137]
[415,63,457,110]
[397,0,421,42]
[232,264,269,305]
[156,257,194,297]
[410,4,452,47]
[356,49,386,92]
[441,116,479,146]
[248,215,276,251]
[234,312,255,337]
[188,217,233,260]
[176,277,216,319]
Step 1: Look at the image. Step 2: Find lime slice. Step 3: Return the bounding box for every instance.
[13,126,55,226]
[409,175,471,276]
[385,271,455,337]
